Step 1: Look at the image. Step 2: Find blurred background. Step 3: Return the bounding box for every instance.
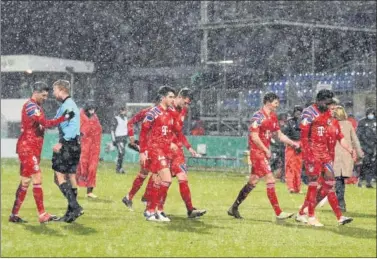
[1,1,376,136]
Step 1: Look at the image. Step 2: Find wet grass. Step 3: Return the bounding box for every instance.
[1,158,376,257]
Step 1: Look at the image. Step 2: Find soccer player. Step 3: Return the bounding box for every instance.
[228,92,300,220]
[9,82,74,223]
[51,80,84,223]
[138,86,176,221]
[121,105,154,210]
[295,90,354,226]
[156,88,207,218]
[300,102,357,212]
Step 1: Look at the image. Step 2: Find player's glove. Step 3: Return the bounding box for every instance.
[294,147,302,154]
[112,141,117,147]
[128,140,140,152]
[62,109,75,120]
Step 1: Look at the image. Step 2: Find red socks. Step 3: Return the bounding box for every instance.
[143,176,154,201]
[33,184,45,215]
[128,173,147,200]
[179,180,194,211]
[11,184,28,216]
[266,183,282,216]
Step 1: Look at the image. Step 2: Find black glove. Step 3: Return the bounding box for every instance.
[128,142,140,152]
[112,141,117,146]
[295,147,302,154]
[62,109,75,120]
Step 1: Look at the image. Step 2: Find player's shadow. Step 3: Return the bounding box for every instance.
[279,221,377,239]
[336,211,376,219]
[154,215,228,234]
[61,222,98,235]
[22,223,64,237]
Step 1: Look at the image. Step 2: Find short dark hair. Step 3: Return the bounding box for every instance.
[316,89,334,102]
[156,85,176,101]
[263,92,279,104]
[293,105,303,113]
[32,81,50,93]
[178,88,193,101]
[120,106,127,111]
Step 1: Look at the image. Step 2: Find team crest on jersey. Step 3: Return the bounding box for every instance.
[301,118,309,126]
[327,119,332,125]
[308,164,314,172]
[34,109,41,116]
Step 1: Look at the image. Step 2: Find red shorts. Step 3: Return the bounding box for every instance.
[18,152,41,177]
[250,150,272,177]
[170,148,187,177]
[304,160,334,177]
[147,147,171,173]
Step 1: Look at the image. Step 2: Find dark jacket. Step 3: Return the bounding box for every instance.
[357,117,376,155]
[282,117,301,141]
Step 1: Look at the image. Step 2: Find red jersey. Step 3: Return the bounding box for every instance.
[248,109,280,151]
[326,118,344,161]
[169,106,191,149]
[127,107,151,137]
[16,98,65,154]
[139,105,175,153]
[300,104,333,162]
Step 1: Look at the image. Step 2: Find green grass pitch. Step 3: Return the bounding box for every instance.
[1,158,376,257]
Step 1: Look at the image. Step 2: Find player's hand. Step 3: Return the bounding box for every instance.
[139,152,147,166]
[188,147,198,157]
[112,141,117,147]
[292,141,300,149]
[265,149,272,159]
[62,109,75,120]
[53,143,62,153]
[170,142,178,151]
[129,136,135,145]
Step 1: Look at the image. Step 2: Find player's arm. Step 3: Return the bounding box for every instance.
[128,109,147,144]
[138,113,153,165]
[299,114,313,162]
[176,131,198,156]
[277,130,300,148]
[251,132,270,156]
[28,105,68,128]
[110,117,117,145]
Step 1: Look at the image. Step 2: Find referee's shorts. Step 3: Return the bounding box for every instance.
[52,137,81,174]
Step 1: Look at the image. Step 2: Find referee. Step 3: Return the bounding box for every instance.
[51,80,84,223]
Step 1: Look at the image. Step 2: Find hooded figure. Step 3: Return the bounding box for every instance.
[356,107,376,188]
[282,105,304,193]
[76,101,103,197]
